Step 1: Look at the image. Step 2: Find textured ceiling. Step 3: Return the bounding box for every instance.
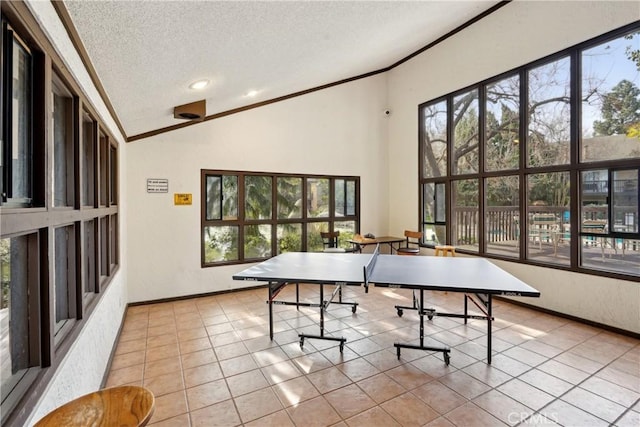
[62,0,500,139]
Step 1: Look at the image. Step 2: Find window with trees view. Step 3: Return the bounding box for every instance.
[1,9,120,423]
[420,23,640,279]
[201,170,359,266]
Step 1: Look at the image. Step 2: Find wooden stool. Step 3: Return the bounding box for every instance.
[435,245,456,257]
[34,386,155,427]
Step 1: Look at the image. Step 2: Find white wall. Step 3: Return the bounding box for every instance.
[126,76,389,302]
[387,0,640,333]
[25,1,129,425]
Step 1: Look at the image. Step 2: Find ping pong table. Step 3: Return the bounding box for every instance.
[232,245,540,364]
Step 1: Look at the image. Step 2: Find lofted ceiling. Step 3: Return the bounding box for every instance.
[60,0,503,141]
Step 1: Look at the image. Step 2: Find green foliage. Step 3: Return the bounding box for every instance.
[454,180,478,207]
[593,79,640,136]
[1,239,10,309]
[485,104,519,170]
[204,226,238,262]
[276,177,302,218]
[278,232,301,253]
[245,176,272,220]
[627,122,640,139]
[528,173,570,207]
[244,229,270,258]
[624,32,640,70]
[486,177,519,206]
[307,228,325,252]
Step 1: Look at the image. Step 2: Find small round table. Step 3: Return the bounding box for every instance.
[34,386,155,427]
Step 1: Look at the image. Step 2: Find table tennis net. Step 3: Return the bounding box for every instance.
[362,244,380,291]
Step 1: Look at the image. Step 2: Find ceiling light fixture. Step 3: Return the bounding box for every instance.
[189,79,209,90]
[245,90,259,98]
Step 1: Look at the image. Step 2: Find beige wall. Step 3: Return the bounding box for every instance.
[386,0,640,333]
[125,77,389,303]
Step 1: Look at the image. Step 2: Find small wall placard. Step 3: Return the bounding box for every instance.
[174,193,192,205]
[147,178,169,193]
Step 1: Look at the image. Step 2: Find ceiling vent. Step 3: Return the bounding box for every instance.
[174,99,206,121]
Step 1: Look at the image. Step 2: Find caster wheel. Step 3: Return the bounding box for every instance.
[352,305,357,314]
[444,353,450,365]
[427,315,433,320]
[397,309,403,317]
[396,348,401,360]
[299,338,304,348]
[339,343,344,353]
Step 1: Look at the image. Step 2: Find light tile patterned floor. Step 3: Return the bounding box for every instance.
[107,284,640,426]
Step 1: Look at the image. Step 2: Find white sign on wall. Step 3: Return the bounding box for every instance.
[147,178,169,193]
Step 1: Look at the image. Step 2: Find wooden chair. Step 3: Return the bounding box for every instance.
[321,231,359,253]
[396,230,422,255]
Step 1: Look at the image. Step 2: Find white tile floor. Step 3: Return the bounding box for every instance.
[108,283,640,426]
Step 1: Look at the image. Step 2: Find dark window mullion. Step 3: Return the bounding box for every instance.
[301,177,308,250]
[30,231,44,366]
[446,96,454,243]
[238,174,245,260]
[271,175,278,257]
[478,84,486,252]
[2,23,14,202]
[519,68,528,260]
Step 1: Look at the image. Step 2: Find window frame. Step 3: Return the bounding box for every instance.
[0,231,43,417]
[53,223,77,343]
[201,170,360,267]
[418,22,640,281]
[51,71,75,208]
[0,6,121,425]
[1,22,34,208]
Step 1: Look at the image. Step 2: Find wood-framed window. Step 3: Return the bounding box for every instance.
[0,232,42,417]
[201,170,360,266]
[419,22,640,280]
[0,7,120,425]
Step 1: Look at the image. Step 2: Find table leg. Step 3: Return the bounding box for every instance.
[319,284,325,337]
[298,283,347,352]
[268,283,274,340]
[419,289,424,347]
[464,294,468,324]
[487,294,492,364]
[393,288,450,364]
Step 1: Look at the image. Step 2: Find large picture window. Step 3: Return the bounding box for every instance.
[201,171,359,266]
[420,23,640,279]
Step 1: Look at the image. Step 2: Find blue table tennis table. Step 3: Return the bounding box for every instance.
[233,245,540,364]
